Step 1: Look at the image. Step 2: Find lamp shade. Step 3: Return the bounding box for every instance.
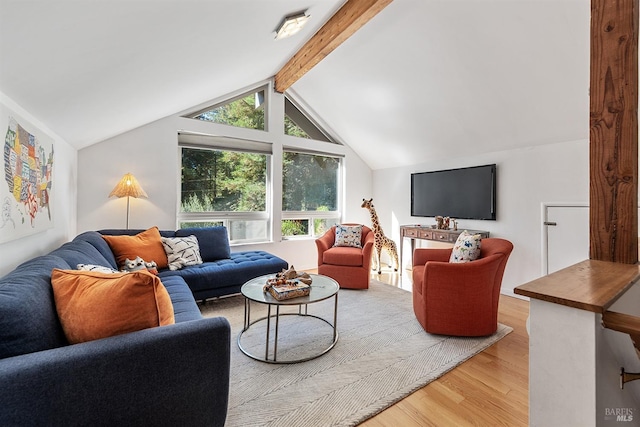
[109,173,148,199]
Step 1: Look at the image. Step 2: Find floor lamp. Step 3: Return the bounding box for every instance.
[109,173,147,229]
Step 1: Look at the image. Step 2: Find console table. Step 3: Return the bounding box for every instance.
[400,225,490,268]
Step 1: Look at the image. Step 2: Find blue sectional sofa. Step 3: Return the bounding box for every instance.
[99,227,289,300]
[0,226,287,426]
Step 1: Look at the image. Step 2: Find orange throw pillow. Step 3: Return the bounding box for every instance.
[102,226,169,270]
[51,269,175,344]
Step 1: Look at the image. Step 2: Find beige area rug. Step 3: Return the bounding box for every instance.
[199,279,512,427]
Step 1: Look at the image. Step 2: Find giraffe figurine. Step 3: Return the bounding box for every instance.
[361,198,399,274]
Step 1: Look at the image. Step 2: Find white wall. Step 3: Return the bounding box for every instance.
[371,138,589,296]
[2,68,586,295]
[529,298,598,426]
[598,284,640,423]
[76,81,589,291]
[0,92,77,277]
[527,284,640,427]
[77,83,372,271]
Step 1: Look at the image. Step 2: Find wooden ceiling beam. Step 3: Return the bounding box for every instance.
[274,0,393,93]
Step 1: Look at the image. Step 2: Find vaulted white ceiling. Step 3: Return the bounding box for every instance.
[0,0,590,170]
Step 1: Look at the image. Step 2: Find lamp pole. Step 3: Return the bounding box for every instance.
[126,195,131,229]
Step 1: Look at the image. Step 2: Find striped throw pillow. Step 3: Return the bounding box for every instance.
[161,235,203,271]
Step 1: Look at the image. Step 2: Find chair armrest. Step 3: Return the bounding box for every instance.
[316,229,335,265]
[0,317,231,427]
[362,233,375,270]
[413,248,452,266]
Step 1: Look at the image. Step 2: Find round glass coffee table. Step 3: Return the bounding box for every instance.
[238,273,339,364]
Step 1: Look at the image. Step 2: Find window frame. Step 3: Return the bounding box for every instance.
[281,148,343,240]
[284,93,342,145]
[177,81,347,244]
[178,134,273,245]
[185,85,269,132]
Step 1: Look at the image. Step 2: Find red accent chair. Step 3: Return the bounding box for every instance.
[411,238,513,336]
[316,224,374,289]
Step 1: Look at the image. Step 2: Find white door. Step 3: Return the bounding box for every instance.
[544,204,589,275]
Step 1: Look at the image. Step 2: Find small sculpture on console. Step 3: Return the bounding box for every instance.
[435,216,451,230]
[435,216,444,229]
[443,216,450,230]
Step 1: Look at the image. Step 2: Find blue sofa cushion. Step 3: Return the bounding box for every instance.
[72,231,119,269]
[159,250,288,293]
[176,227,230,261]
[49,239,117,271]
[0,255,70,359]
[160,275,202,322]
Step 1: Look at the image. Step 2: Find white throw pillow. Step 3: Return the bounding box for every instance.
[76,264,119,274]
[334,225,363,248]
[161,235,203,271]
[449,230,482,263]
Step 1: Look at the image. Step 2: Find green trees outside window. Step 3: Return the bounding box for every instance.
[283,152,338,211]
[282,152,340,237]
[192,91,265,131]
[180,147,269,242]
[181,148,266,213]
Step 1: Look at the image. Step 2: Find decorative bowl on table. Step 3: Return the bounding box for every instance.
[262,266,313,300]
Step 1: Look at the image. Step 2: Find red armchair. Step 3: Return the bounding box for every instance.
[316,224,374,289]
[411,238,513,336]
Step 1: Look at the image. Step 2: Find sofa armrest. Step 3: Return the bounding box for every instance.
[0,317,231,427]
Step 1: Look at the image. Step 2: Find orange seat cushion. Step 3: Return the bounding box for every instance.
[322,246,364,267]
[51,269,175,344]
[102,226,169,269]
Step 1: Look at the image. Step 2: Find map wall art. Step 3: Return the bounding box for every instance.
[1,106,54,244]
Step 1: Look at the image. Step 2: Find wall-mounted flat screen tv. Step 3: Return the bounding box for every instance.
[411,164,496,220]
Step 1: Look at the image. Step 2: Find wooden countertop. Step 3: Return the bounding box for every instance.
[514,259,640,313]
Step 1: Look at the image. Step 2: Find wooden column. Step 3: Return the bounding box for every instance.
[590,0,639,263]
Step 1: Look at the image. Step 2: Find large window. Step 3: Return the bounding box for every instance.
[281,151,341,238]
[179,134,271,243]
[179,84,343,243]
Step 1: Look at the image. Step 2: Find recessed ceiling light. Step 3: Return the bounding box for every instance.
[275,11,310,40]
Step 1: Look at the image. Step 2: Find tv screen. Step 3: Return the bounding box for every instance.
[411,164,496,220]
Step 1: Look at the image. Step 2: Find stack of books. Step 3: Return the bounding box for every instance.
[266,279,311,300]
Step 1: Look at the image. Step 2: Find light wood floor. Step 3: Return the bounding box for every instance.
[358,267,530,427]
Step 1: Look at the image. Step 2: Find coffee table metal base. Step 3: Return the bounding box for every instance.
[238,296,339,364]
